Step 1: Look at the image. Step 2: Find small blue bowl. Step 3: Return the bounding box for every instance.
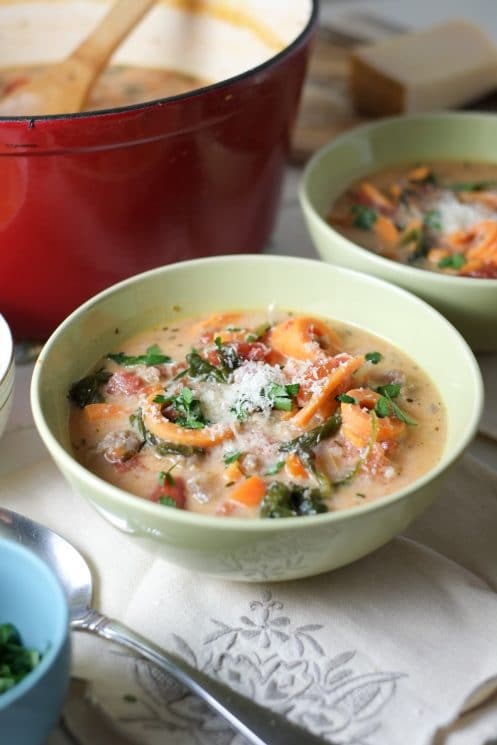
[0,538,71,744]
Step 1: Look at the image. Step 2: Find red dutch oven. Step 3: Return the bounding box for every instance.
[0,1,317,339]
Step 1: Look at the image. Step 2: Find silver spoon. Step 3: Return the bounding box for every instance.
[0,508,329,745]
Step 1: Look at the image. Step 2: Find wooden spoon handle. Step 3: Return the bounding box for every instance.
[72,0,157,72]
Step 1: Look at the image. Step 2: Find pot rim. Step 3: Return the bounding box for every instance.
[0,0,318,124]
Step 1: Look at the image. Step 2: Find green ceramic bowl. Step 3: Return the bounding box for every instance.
[299,112,497,352]
[30,256,483,581]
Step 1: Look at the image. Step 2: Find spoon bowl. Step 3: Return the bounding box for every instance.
[0,507,328,745]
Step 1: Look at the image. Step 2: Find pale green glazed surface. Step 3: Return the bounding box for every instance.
[300,112,497,352]
[30,256,483,581]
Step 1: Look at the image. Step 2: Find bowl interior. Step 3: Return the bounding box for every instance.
[0,539,68,709]
[32,255,483,525]
[0,0,312,92]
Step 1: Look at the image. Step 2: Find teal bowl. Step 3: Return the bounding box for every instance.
[299,112,497,351]
[30,255,483,581]
[0,538,70,744]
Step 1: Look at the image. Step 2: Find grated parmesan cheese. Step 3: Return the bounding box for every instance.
[431,192,493,235]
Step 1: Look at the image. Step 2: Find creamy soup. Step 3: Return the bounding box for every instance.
[329,161,497,279]
[0,64,210,111]
[68,310,446,519]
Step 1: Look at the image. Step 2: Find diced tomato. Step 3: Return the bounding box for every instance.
[465,263,497,279]
[106,371,145,395]
[151,476,186,509]
[207,341,269,367]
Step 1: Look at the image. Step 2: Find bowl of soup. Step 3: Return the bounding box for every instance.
[299,113,497,351]
[30,255,483,581]
[0,0,316,341]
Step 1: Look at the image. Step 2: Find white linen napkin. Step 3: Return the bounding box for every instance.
[1,365,497,745]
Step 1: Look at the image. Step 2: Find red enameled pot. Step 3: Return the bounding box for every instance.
[0,1,317,340]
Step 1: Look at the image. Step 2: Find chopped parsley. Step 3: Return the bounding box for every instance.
[68,369,112,408]
[336,393,358,404]
[154,387,208,430]
[375,384,417,425]
[351,204,377,230]
[264,460,285,476]
[265,382,300,412]
[423,209,442,232]
[107,344,171,367]
[223,451,242,465]
[158,496,178,508]
[365,351,382,365]
[158,464,177,486]
[438,253,466,270]
[0,623,42,694]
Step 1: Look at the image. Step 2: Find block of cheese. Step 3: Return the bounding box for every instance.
[349,19,497,116]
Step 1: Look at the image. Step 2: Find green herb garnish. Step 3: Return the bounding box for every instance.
[374,384,417,425]
[158,464,177,486]
[184,350,228,383]
[260,482,328,519]
[223,451,242,465]
[129,409,203,457]
[68,368,112,408]
[447,180,497,192]
[365,351,382,365]
[265,382,300,412]
[336,393,358,404]
[264,460,286,476]
[424,209,442,232]
[279,412,342,454]
[438,253,466,270]
[0,623,42,694]
[158,387,208,430]
[107,344,172,367]
[351,205,378,230]
[159,496,178,508]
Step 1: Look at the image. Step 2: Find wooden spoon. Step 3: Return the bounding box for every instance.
[0,0,157,117]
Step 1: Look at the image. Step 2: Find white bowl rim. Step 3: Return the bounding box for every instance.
[30,254,484,533]
[0,313,14,390]
[300,110,497,287]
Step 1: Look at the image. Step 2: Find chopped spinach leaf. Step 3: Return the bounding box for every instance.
[279,412,342,454]
[185,350,228,383]
[68,369,112,408]
[107,344,171,367]
[365,351,382,365]
[334,411,378,486]
[351,204,377,230]
[129,409,203,457]
[260,482,328,519]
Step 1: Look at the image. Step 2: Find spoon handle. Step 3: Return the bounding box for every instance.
[77,610,329,745]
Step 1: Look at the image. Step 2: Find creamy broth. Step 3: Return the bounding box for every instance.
[330,160,497,279]
[0,64,210,111]
[68,310,446,519]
